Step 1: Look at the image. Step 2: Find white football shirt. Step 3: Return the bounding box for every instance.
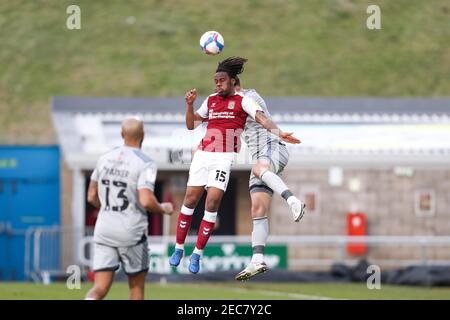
[91,145,157,247]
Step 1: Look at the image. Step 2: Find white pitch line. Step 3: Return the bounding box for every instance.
[228,286,340,300]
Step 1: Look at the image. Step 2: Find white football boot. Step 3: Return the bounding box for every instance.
[235,262,268,281]
[287,197,306,222]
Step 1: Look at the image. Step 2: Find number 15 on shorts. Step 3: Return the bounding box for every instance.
[215,170,227,182]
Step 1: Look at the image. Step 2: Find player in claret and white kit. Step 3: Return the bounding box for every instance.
[169,57,301,274]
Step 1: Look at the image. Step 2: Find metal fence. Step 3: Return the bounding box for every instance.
[24,226,93,282]
[24,226,450,282]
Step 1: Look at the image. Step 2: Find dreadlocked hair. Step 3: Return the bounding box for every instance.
[216,57,248,79]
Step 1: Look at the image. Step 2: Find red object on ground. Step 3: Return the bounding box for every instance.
[346,212,367,256]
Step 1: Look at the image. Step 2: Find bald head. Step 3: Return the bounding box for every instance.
[121,117,144,147]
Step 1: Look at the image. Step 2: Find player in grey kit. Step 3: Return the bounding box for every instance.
[235,78,306,281]
[85,117,174,300]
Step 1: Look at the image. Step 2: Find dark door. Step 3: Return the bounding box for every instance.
[148,181,164,236]
[191,177,237,236]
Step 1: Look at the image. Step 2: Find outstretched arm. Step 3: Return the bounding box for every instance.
[138,189,174,215]
[255,111,301,144]
[185,89,207,130]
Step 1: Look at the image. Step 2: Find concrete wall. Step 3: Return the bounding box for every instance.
[271,167,450,236]
[271,167,450,269]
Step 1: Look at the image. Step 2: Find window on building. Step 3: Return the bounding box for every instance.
[301,186,320,215]
[414,189,435,217]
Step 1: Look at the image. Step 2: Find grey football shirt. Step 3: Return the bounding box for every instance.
[242,89,280,157]
[91,145,157,247]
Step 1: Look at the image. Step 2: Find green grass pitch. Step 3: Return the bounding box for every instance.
[1,282,449,300]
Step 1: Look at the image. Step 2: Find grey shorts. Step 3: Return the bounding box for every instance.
[249,141,289,195]
[93,237,149,276]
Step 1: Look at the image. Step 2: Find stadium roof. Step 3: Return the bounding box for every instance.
[52,96,450,170]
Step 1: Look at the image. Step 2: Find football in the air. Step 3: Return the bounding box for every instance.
[199,31,224,55]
